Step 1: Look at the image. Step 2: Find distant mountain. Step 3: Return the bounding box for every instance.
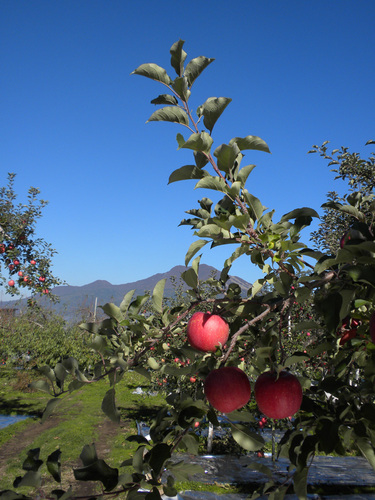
[2,264,251,322]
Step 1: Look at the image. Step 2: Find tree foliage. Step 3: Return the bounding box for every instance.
[2,40,375,500]
[0,173,64,298]
[310,141,375,253]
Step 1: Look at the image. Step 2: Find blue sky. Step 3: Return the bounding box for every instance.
[1,0,374,297]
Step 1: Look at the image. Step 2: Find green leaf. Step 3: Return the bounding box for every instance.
[180,132,213,154]
[181,267,198,289]
[54,363,67,383]
[150,94,178,105]
[229,135,271,153]
[168,165,209,184]
[321,201,366,221]
[213,143,240,174]
[134,366,151,381]
[280,207,319,222]
[41,398,61,423]
[237,164,256,186]
[90,335,108,355]
[185,239,209,266]
[22,448,42,472]
[13,471,42,489]
[62,357,79,375]
[195,176,228,193]
[101,302,123,323]
[79,443,98,467]
[293,466,308,500]
[146,443,171,475]
[230,423,265,451]
[147,107,189,126]
[172,76,190,101]
[185,56,215,87]
[39,365,56,383]
[170,39,187,76]
[47,449,61,483]
[131,63,171,85]
[74,460,119,491]
[101,389,120,423]
[243,190,264,220]
[197,97,232,133]
[194,150,209,168]
[30,379,52,395]
[356,437,375,471]
[120,289,136,313]
[181,255,201,289]
[152,278,166,314]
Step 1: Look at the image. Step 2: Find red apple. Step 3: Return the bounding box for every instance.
[204,366,251,413]
[254,370,303,420]
[370,312,375,343]
[13,259,20,266]
[23,276,29,282]
[187,311,229,352]
[30,259,36,265]
[8,280,15,287]
[190,376,197,383]
[18,271,23,277]
[39,276,45,282]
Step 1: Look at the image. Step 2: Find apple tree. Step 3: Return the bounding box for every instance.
[310,141,375,253]
[0,173,64,298]
[4,40,375,500]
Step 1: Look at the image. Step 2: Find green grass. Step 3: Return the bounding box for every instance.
[0,368,166,493]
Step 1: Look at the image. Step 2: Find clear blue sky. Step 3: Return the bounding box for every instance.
[1,0,374,296]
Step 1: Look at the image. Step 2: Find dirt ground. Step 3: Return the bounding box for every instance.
[0,415,123,498]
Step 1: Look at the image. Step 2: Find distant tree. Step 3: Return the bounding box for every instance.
[0,173,64,298]
[309,141,375,253]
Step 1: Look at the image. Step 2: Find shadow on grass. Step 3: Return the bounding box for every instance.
[0,396,42,417]
[119,405,163,423]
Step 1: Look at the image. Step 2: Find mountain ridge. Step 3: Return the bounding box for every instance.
[3,264,251,321]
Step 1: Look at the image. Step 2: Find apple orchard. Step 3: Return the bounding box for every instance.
[3,40,375,500]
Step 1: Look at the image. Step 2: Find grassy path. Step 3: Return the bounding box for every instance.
[0,368,163,496]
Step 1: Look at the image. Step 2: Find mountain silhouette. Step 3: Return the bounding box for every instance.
[2,264,251,322]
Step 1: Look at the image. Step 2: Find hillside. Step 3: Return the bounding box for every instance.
[3,264,251,322]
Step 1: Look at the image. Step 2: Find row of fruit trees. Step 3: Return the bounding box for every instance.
[1,39,375,499]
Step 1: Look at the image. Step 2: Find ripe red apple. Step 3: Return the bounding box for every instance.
[30,259,36,265]
[187,311,229,352]
[204,366,251,413]
[370,312,375,343]
[18,271,23,277]
[39,276,45,282]
[13,259,20,266]
[8,280,15,287]
[190,376,197,383]
[23,276,29,282]
[254,370,303,420]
